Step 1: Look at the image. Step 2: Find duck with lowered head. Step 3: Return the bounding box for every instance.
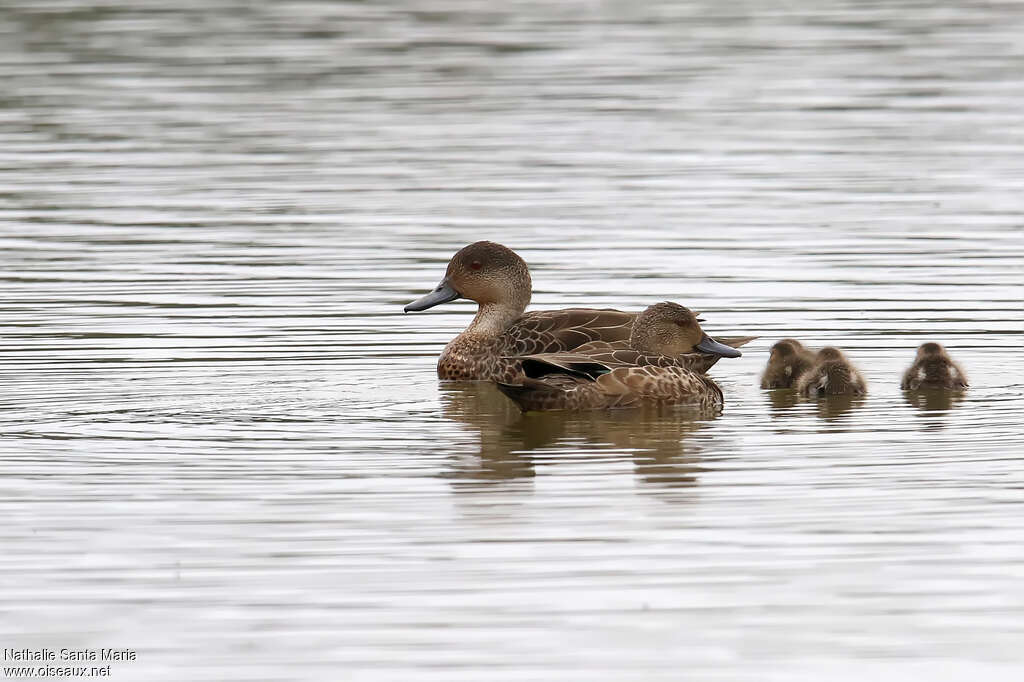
[404,241,752,381]
[901,342,968,390]
[496,301,738,411]
[796,346,867,398]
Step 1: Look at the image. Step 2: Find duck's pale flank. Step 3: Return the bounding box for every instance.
[405,241,753,381]
[796,346,867,397]
[760,338,815,389]
[496,302,734,411]
[901,342,968,390]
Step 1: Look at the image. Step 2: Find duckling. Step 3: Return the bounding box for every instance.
[901,342,968,390]
[760,338,815,389]
[796,346,866,398]
[495,302,735,411]
[404,241,754,381]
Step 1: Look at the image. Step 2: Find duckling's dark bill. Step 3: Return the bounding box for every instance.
[697,335,743,358]
[404,279,460,312]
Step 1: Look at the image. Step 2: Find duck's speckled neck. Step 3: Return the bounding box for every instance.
[435,302,524,380]
[464,302,522,337]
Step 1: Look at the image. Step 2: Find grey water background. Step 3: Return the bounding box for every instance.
[1,1,1023,680]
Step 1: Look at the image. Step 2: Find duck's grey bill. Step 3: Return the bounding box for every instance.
[404,279,460,312]
[696,334,742,358]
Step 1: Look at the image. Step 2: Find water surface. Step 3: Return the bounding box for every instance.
[1,1,1023,680]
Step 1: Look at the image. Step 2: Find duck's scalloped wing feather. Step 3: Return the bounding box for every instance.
[518,353,613,381]
[505,309,636,355]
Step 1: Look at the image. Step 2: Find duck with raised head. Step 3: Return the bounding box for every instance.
[796,346,867,398]
[901,342,968,390]
[760,338,815,389]
[495,302,739,411]
[404,241,753,381]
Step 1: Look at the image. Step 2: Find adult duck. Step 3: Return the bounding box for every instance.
[404,241,751,380]
[495,302,735,411]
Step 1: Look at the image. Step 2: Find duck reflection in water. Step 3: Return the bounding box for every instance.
[439,382,535,484]
[439,382,714,492]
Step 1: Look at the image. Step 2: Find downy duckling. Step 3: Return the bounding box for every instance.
[901,342,968,390]
[796,346,867,398]
[760,338,815,389]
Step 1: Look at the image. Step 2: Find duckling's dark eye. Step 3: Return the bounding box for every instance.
[470,261,482,270]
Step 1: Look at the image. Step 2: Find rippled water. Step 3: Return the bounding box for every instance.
[2,1,1023,680]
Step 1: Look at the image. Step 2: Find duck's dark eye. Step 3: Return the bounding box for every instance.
[470,261,482,271]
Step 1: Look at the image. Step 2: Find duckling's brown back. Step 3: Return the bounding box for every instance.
[901,355,968,390]
[797,359,866,397]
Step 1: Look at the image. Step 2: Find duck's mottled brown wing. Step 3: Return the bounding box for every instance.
[593,366,724,409]
[571,339,630,354]
[509,346,722,382]
[504,308,637,355]
[498,358,724,411]
[505,308,754,372]
[511,348,698,382]
[566,337,754,355]
[534,346,720,374]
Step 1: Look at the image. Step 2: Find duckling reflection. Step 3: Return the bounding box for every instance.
[903,388,966,414]
[764,387,801,414]
[440,383,714,491]
[903,389,965,432]
[814,394,866,421]
[763,386,865,423]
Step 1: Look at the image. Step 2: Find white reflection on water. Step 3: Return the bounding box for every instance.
[1,0,1023,680]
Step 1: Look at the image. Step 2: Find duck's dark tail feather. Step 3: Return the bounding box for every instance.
[496,381,529,406]
[496,379,564,412]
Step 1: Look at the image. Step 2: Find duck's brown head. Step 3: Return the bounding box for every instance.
[404,241,532,314]
[916,342,945,358]
[630,301,741,358]
[769,338,806,360]
[816,346,845,362]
